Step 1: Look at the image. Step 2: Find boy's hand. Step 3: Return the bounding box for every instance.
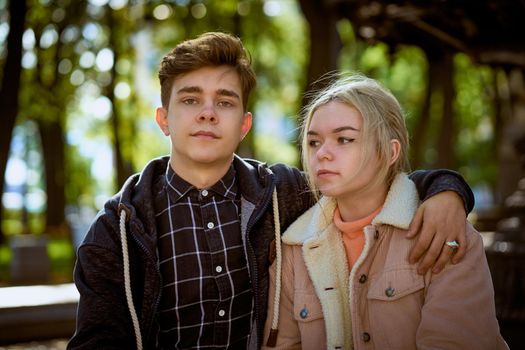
[406,191,467,274]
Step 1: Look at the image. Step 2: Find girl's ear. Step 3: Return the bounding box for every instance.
[389,139,401,166]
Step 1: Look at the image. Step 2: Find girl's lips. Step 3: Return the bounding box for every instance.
[317,169,338,177]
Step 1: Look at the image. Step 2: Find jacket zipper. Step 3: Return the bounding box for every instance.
[128,221,162,345]
[245,177,275,346]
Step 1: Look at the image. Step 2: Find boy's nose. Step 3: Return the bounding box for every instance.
[197,105,217,123]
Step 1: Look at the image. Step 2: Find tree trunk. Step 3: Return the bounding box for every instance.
[37,119,67,234]
[497,69,525,204]
[0,0,27,244]
[107,6,133,189]
[436,52,455,168]
[31,16,70,237]
[298,0,342,106]
[412,56,437,168]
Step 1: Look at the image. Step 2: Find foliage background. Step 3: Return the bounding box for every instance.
[0,0,521,284]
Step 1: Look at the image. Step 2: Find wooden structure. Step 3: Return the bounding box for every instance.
[299,0,525,201]
[297,1,525,348]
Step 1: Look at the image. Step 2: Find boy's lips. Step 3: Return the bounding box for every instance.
[192,130,219,139]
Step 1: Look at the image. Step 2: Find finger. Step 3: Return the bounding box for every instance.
[452,231,467,264]
[409,223,434,265]
[406,206,423,239]
[431,244,455,274]
[416,235,443,274]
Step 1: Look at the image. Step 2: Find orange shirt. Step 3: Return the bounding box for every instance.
[333,206,382,269]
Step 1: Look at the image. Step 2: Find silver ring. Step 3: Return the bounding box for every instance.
[445,240,460,249]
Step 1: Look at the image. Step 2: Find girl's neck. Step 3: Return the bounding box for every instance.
[336,184,388,222]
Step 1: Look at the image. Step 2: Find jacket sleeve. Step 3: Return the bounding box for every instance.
[67,213,137,349]
[416,224,509,350]
[262,244,302,350]
[270,163,315,231]
[409,169,475,214]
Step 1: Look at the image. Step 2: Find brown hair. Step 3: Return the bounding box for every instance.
[158,32,256,111]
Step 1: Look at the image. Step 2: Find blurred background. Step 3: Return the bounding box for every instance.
[0,0,524,348]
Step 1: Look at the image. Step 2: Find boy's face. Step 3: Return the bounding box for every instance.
[156,65,252,172]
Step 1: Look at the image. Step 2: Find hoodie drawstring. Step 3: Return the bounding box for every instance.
[266,189,282,347]
[120,208,143,350]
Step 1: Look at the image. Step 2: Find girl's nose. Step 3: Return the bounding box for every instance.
[317,144,332,161]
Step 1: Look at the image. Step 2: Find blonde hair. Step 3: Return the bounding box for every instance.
[301,74,410,198]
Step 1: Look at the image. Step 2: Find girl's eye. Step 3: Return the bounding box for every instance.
[338,137,354,144]
[308,140,320,147]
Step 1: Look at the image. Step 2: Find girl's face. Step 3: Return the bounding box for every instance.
[306,100,384,201]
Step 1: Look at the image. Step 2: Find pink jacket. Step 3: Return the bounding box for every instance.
[262,174,508,350]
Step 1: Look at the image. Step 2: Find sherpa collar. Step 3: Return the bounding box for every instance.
[282,173,419,245]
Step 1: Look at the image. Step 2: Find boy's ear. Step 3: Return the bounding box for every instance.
[389,139,401,165]
[156,107,170,136]
[240,112,253,141]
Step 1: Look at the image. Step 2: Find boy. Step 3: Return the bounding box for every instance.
[68,32,473,349]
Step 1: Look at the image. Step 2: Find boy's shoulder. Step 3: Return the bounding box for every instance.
[234,156,304,184]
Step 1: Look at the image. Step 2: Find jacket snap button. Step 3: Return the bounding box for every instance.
[299,307,309,319]
[385,287,395,297]
[359,274,367,283]
[362,332,371,342]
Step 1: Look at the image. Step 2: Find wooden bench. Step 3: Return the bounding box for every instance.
[0,283,78,344]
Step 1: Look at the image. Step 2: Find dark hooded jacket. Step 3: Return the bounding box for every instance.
[68,155,473,349]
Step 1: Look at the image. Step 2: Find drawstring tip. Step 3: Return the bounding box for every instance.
[266,328,279,347]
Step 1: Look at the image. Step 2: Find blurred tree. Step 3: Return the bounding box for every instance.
[298,0,341,105]
[0,0,26,243]
[103,4,135,188]
[19,0,86,236]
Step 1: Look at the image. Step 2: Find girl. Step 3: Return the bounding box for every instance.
[263,75,508,349]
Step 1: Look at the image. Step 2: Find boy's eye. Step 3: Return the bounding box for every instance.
[218,101,233,107]
[182,98,198,105]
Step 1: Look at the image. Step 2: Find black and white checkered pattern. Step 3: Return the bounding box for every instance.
[154,164,253,349]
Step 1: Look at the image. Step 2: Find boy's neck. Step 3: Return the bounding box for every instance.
[169,156,234,189]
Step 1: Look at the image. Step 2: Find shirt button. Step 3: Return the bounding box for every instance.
[201,189,208,197]
[218,309,225,317]
[359,274,367,283]
[207,222,215,229]
[385,287,395,297]
[215,266,222,273]
[362,332,371,342]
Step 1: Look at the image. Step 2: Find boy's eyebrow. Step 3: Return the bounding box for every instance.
[176,87,240,100]
[217,89,240,100]
[177,86,202,94]
[307,126,360,136]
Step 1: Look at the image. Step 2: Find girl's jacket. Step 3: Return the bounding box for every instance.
[263,173,507,350]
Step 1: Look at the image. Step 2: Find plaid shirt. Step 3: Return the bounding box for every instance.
[154,163,254,349]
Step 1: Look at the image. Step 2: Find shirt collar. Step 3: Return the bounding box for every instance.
[165,162,238,202]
